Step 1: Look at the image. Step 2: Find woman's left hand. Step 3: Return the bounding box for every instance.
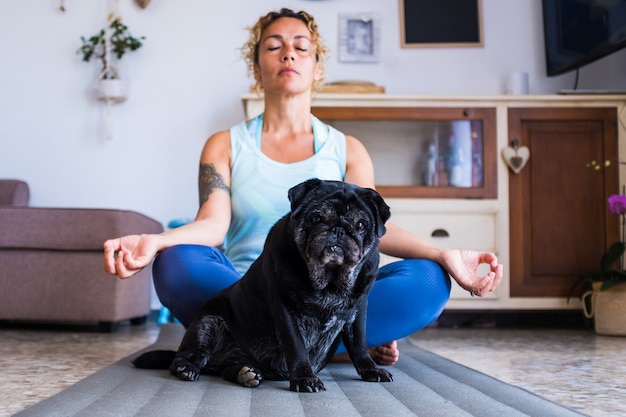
[440,249,503,297]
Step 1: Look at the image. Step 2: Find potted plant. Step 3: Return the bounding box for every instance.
[568,193,626,335]
[77,16,145,102]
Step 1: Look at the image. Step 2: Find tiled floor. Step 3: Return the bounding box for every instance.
[409,327,626,417]
[1,321,624,417]
[0,322,159,417]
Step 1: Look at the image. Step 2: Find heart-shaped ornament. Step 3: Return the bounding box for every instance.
[134,0,151,8]
[502,145,530,174]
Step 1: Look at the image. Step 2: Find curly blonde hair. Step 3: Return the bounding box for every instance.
[242,8,329,92]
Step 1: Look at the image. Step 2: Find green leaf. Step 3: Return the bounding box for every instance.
[567,272,596,303]
[601,242,625,271]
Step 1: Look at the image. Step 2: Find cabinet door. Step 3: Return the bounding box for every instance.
[312,107,497,199]
[508,108,619,297]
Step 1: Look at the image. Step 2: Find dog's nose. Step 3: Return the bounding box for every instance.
[331,227,345,238]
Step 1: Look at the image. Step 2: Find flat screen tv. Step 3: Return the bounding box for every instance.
[543,0,626,76]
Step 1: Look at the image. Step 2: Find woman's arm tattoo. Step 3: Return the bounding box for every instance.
[198,163,230,206]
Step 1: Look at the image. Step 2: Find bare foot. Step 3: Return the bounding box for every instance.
[331,340,399,365]
[369,341,399,365]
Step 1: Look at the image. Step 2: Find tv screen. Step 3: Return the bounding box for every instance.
[543,0,626,76]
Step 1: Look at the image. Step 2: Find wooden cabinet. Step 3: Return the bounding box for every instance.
[508,107,620,297]
[242,93,626,309]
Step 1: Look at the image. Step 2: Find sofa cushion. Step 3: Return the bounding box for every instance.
[0,207,163,250]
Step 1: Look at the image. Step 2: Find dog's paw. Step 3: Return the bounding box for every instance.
[237,366,263,388]
[289,376,326,393]
[360,367,393,382]
[170,360,201,381]
[174,365,201,381]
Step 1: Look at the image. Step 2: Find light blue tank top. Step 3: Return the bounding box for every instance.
[224,113,347,274]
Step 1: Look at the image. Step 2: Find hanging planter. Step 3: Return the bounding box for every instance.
[94,78,129,103]
[77,16,145,103]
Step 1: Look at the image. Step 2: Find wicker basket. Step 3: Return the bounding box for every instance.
[583,282,626,336]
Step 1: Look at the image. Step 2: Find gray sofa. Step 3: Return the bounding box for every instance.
[0,179,164,331]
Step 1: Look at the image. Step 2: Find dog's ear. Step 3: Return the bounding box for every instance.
[288,178,323,214]
[366,189,391,238]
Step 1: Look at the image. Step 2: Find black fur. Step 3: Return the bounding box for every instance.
[133,179,392,392]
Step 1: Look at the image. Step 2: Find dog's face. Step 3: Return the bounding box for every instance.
[287,179,391,290]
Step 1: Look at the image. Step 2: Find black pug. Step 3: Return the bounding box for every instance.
[133,178,392,392]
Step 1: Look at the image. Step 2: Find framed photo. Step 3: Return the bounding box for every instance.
[399,0,483,48]
[338,13,381,63]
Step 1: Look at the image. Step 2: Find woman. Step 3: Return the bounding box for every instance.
[103,8,502,365]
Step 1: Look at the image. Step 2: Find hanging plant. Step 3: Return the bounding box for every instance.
[78,16,145,105]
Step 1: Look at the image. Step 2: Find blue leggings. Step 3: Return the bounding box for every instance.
[152,244,451,353]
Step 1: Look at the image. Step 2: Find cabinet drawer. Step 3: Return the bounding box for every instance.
[390,212,496,251]
[380,212,498,300]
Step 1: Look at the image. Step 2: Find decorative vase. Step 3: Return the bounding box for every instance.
[94,78,128,103]
[582,281,626,336]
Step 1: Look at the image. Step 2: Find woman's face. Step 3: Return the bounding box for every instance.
[254,17,321,95]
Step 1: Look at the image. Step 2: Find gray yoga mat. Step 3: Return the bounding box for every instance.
[16,324,588,417]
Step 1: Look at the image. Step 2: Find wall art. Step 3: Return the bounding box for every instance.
[400,0,483,48]
[338,13,381,63]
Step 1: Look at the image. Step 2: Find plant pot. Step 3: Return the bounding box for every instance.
[582,281,626,336]
[94,79,128,103]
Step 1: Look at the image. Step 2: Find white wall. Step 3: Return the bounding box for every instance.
[1,0,625,227]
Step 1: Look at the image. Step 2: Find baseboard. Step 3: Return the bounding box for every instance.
[434,310,591,329]
[0,315,149,333]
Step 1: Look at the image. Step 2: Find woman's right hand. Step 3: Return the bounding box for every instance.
[103,234,161,279]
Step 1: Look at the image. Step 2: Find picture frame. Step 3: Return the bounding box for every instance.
[399,0,483,48]
[338,13,381,63]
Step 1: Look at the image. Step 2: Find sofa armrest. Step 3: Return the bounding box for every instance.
[0,207,164,250]
[0,180,29,206]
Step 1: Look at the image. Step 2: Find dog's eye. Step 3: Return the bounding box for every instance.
[355,220,367,232]
[311,215,322,224]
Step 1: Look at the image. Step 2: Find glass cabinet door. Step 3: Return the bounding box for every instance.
[312,107,497,199]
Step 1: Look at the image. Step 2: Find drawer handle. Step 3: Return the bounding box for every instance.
[431,229,450,238]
